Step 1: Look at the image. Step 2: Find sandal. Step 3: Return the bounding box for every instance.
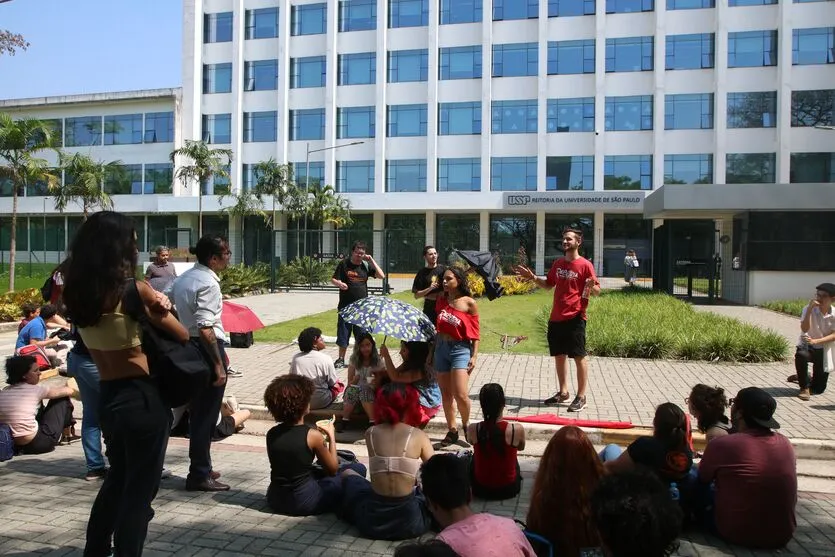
[433,429,459,450]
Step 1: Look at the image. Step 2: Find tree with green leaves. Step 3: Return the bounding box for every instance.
[170,140,233,238]
[52,152,119,219]
[251,158,295,231]
[0,114,58,291]
[218,190,266,263]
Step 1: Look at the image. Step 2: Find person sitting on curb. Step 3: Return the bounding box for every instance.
[379,341,442,430]
[686,384,731,449]
[264,375,367,516]
[336,333,382,433]
[422,453,536,557]
[0,355,77,455]
[18,303,38,333]
[171,395,252,441]
[592,469,683,557]
[289,327,339,410]
[465,383,525,501]
[787,282,835,400]
[697,387,797,550]
[16,304,71,370]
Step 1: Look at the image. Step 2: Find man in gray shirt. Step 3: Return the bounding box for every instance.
[289,327,338,410]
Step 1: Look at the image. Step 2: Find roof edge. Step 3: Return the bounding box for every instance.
[0,87,182,109]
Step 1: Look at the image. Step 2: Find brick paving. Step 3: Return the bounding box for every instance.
[2,441,834,557]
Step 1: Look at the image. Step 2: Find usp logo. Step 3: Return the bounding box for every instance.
[507,195,531,206]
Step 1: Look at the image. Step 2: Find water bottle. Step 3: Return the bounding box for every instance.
[669,482,680,502]
[581,279,592,299]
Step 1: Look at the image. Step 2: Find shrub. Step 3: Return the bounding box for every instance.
[0,288,44,308]
[760,299,805,317]
[498,275,537,296]
[0,303,22,322]
[466,272,485,298]
[219,263,270,297]
[278,257,336,287]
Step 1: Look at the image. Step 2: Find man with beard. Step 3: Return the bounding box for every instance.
[412,246,446,324]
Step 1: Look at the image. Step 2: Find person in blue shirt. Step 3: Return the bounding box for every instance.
[15,304,70,369]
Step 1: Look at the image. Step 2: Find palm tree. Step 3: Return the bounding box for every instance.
[307,184,353,259]
[251,159,294,232]
[170,140,233,239]
[53,152,119,219]
[218,190,266,263]
[0,114,57,291]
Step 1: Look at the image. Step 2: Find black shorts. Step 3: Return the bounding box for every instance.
[547,315,587,358]
[212,415,236,441]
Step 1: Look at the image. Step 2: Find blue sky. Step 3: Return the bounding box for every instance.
[0,0,182,100]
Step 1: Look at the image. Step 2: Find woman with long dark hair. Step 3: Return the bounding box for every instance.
[465,383,525,500]
[526,426,605,557]
[380,340,442,429]
[63,211,189,557]
[686,384,731,443]
[433,267,479,447]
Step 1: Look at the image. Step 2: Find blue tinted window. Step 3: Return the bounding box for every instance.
[337,107,376,138]
[245,8,278,39]
[104,164,144,195]
[664,93,714,130]
[292,3,327,36]
[491,157,537,191]
[790,153,835,184]
[389,0,429,28]
[441,0,483,24]
[548,0,596,16]
[493,43,538,77]
[340,0,377,31]
[547,98,595,132]
[438,158,481,191]
[242,164,256,192]
[604,95,653,131]
[546,156,594,190]
[439,46,482,79]
[387,104,428,137]
[144,112,174,143]
[492,100,538,134]
[726,153,775,184]
[66,116,102,146]
[728,30,777,68]
[201,114,231,144]
[548,40,595,75]
[291,56,327,88]
[292,162,325,186]
[667,0,714,8]
[607,0,653,13]
[204,12,233,43]
[666,33,714,70]
[727,91,777,128]
[493,0,538,20]
[606,37,654,72]
[244,111,278,142]
[439,102,482,135]
[337,161,375,192]
[388,49,429,82]
[244,60,278,91]
[604,155,653,190]
[729,0,776,5]
[664,154,713,184]
[289,109,326,140]
[203,63,232,94]
[339,53,377,85]
[791,90,834,127]
[386,160,427,192]
[144,163,174,194]
[793,28,835,66]
[104,114,142,145]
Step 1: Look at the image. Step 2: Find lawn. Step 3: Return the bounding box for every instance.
[255,287,788,362]
[672,277,719,294]
[760,299,806,317]
[0,264,53,295]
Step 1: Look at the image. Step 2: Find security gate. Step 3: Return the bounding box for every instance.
[652,220,721,302]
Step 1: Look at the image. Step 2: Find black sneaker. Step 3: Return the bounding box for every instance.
[568,395,587,412]
[334,358,346,369]
[85,467,108,481]
[433,429,459,450]
[544,392,571,405]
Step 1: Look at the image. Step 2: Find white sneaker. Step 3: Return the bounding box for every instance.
[226,366,243,378]
[224,394,240,413]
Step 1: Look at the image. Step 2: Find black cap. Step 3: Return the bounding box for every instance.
[816,283,835,296]
[734,387,780,430]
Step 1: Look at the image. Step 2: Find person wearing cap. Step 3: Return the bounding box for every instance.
[787,282,835,400]
[697,387,796,549]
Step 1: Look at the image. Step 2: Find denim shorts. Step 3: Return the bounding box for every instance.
[434,338,472,372]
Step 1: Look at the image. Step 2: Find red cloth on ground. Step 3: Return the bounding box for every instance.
[505,414,633,429]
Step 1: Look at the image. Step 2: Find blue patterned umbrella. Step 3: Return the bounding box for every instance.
[338,296,436,342]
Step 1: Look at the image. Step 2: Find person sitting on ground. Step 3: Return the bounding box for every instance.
[336,333,382,433]
[379,341,442,429]
[464,383,525,500]
[0,355,77,454]
[787,282,835,400]
[394,539,460,557]
[340,382,434,540]
[263,375,367,516]
[289,327,339,410]
[601,402,693,486]
[171,395,252,441]
[592,469,683,557]
[423,453,536,557]
[697,387,796,549]
[686,384,731,447]
[16,304,71,369]
[527,426,605,557]
[18,303,38,333]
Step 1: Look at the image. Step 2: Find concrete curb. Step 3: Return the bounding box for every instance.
[239,403,835,461]
[0,321,21,333]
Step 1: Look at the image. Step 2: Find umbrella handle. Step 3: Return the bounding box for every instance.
[383,335,387,346]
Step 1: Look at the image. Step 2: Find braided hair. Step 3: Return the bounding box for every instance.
[477,383,507,453]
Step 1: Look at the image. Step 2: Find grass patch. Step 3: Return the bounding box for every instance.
[256,288,787,362]
[760,299,806,317]
[673,277,719,293]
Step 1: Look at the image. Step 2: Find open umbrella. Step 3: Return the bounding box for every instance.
[338,296,436,342]
[221,301,265,333]
[454,250,505,301]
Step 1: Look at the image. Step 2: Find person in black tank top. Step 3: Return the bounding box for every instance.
[264,375,367,516]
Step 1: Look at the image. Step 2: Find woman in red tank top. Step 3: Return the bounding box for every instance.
[465,383,525,500]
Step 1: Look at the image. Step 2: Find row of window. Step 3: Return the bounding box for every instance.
[200,89,834,142]
[203,0,830,43]
[28,112,175,148]
[1,163,174,197]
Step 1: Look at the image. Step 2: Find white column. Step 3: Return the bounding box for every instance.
[374,0,389,194]
[178,0,204,197]
[593,3,606,192]
[713,2,729,184]
[479,211,490,252]
[480,0,493,193]
[276,212,288,265]
[593,210,604,276]
[535,211,546,275]
[324,0,339,189]
[230,1,245,193]
[426,0,440,194]
[322,222,335,255]
[775,2,792,184]
[536,0,548,193]
[276,1,291,164]
[652,5,666,190]
[425,210,436,245]
[373,211,385,257]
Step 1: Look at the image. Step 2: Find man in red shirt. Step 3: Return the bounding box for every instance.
[698,387,797,549]
[515,228,599,411]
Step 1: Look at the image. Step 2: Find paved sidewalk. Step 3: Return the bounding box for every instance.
[2,441,833,557]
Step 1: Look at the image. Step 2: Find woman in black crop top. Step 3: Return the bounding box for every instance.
[263,375,367,516]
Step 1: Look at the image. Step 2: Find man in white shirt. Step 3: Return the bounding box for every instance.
[789,282,835,400]
[289,327,338,409]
